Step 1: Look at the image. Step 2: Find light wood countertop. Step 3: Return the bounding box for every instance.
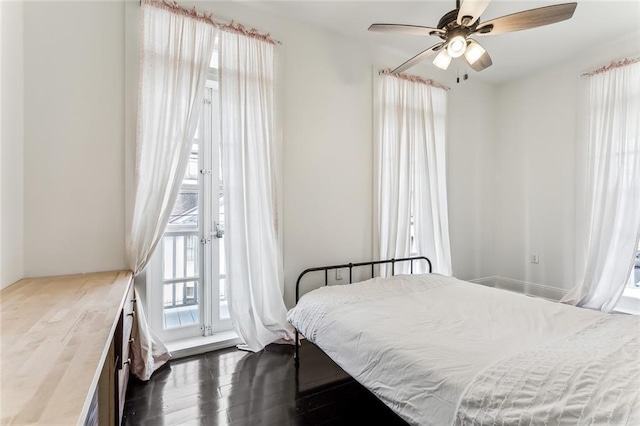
[1,270,133,425]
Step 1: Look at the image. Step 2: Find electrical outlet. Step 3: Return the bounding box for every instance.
[532,255,540,264]
[336,269,343,280]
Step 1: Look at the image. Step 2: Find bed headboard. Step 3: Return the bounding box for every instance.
[293,256,432,367]
[295,256,432,303]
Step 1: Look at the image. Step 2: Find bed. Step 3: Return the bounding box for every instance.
[287,257,640,426]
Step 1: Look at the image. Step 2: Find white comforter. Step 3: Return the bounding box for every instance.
[287,274,640,426]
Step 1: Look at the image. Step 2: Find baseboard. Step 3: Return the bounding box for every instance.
[617,287,640,315]
[470,276,569,301]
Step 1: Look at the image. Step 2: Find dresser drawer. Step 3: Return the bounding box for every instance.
[123,282,135,319]
[117,358,130,425]
[122,311,134,363]
[116,283,135,371]
[115,281,135,425]
[122,283,135,364]
[118,317,133,369]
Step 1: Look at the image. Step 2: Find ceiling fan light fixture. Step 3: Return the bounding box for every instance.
[464,40,486,65]
[447,35,467,58]
[371,1,578,74]
[433,49,452,70]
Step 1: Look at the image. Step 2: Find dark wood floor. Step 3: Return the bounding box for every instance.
[123,342,409,426]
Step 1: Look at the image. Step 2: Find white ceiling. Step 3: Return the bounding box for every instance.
[239,0,640,83]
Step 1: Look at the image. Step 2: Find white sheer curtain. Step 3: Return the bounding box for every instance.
[377,73,452,275]
[127,3,216,379]
[219,30,294,352]
[562,59,640,312]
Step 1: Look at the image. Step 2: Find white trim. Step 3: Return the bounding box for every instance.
[372,65,380,263]
[470,276,569,301]
[617,287,640,315]
[468,277,496,286]
[166,330,241,359]
[470,276,639,315]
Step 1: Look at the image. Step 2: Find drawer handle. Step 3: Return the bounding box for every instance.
[123,358,131,366]
[127,311,135,318]
[129,338,135,344]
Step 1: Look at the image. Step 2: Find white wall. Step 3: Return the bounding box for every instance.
[165,1,496,306]
[1,0,25,289]
[15,1,494,303]
[278,27,375,303]
[12,0,638,304]
[131,1,380,306]
[23,1,126,277]
[447,81,496,281]
[492,33,640,290]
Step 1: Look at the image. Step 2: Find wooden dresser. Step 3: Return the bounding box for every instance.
[0,271,135,425]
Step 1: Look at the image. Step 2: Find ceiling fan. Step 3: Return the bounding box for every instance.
[369,0,577,74]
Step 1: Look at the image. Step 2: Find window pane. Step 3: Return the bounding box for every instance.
[169,189,198,226]
[163,234,198,280]
[174,282,184,305]
[186,235,197,277]
[193,122,201,140]
[634,247,640,287]
[163,280,200,329]
[184,144,199,184]
[163,237,174,280]
[175,236,185,279]
[210,42,219,69]
[168,143,199,227]
[219,238,226,277]
[163,283,174,308]
[218,143,226,276]
[219,277,229,320]
[185,281,197,304]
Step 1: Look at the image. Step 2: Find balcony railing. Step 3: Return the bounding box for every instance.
[160,229,228,318]
[164,281,199,309]
[162,230,199,309]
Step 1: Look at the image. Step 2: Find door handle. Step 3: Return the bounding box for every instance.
[214,222,224,239]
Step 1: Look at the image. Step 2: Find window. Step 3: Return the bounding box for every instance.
[623,77,640,290]
[147,48,232,342]
[376,74,451,275]
[585,60,640,312]
[631,244,640,288]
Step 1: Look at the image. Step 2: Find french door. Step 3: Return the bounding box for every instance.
[148,80,232,342]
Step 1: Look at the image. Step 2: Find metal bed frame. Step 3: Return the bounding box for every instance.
[293,256,432,367]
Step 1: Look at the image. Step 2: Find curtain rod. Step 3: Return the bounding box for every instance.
[141,0,282,45]
[379,69,450,91]
[581,57,640,77]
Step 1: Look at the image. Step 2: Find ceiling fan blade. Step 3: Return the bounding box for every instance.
[368,24,445,37]
[466,50,492,72]
[392,43,445,74]
[457,0,492,26]
[474,3,577,36]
